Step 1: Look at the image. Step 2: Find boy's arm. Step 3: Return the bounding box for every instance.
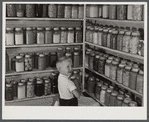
[72,89,80,98]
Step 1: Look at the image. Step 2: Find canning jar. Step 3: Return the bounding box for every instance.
[121,59,127,64]
[89,52,95,70]
[5,83,13,101]
[53,27,60,43]
[60,27,67,43]
[64,4,72,18]
[15,28,24,45]
[122,65,132,87]
[43,52,49,68]
[24,54,33,71]
[6,4,16,17]
[117,63,125,84]
[18,82,25,99]
[93,55,100,71]
[57,4,64,18]
[26,27,34,44]
[117,5,127,20]
[44,79,52,95]
[122,31,131,53]
[16,4,25,17]
[115,94,124,106]
[105,59,113,77]
[15,55,24,72]
[105,88,113,106]
[42,4,48,17]
[100,85,108,104]
[68,27,74,43]
[49,52,57,67]
[65,52,73,62]
[32,27,37,44]
[78,5,84,19]
[34,52,39,69]
[89,27,94,43]
[101,29,108,47]
[6,28,14,45]
[37,27,44,44]
[98,5,102,17]
[73,52,80,68]
[110,30,118,49]
[48,4,57,18]
[35,4,43,17]
[109,91,118,106]
[86,5,90,17]
[12,80,17,99]
[27,81,34,98]
[127,5,133,20]
[92,26,98,44]
[102,5,109,19]
[75,27,83,43]
[117,30,125,51]
[130,31,140,54]
[86,26,90,42]
[109,5,117,20]
[122,98,131,106]
[136,70,143,94]
[72,5,78,18]
[95,82,102,100]
[35,80,44,96]
[45,27,53,44]
[90,5,98,18]
[97,27,103,45]
[138,40,144,56]
[87,77,95,93]
[57,47,64,59]
[132,5,143,21]
[98,56,106,74]
[129,101,137,106]
[110,61,119,81]
[51,72,58,94]
[129,67,139,90]
[38,53,46,70]
[107,29,113,48]
[26,4,35,17]
[85,51,90,67]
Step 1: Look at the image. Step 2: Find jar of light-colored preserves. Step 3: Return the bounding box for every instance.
[111,30,118,49]
[18,82,25,99]
[109,5,117,19]
[67,27,74,43]
[26,4,35,18]
[110,61,119,81]
[132,5,143,21]
[90,5,98,18]
[98,27,103,46]
[72,5,78,18]
[102,29,108,47]
[93,26,98,44]
[100,85,108,104]
[127,5,133,20]
[98,56,106,74]
[27,81,34,98]
[109,91,118,106]
[117,5,127,20]
[117,30,125,51]
[38,54,46,70]
[78,5,84,19]
[102,5,109,19]
[105,59,113,77]
[60,27,67,43]
[15,28,24,45]
[136,70,143,94]
[75,27,83,43]
[122,98,131,106]
[64,4,72,18]
[89,27,94,43]
[115,94,124,106]
[48,4,57,18]
[15,55,24,72]
[105,88,113,106]
[95,82,102,100]
[26,27,34,44]
[53,27,60,43]
[6,28,14,45]
[45,27,53,44]
[37,27,44,44]
[7,4,16,17]
[117,63,125,84]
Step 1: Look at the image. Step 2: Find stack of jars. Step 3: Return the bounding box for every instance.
[5,26,83,46]
[6,4,84,19]
[85,25,144,57]
[85,73,141,106]
[87,4,144,21]
[85,48,144,94]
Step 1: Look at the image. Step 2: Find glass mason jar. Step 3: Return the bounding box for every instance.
[97,27,103,46]
[86,5,90,17]
[138,40,144,56]
[98,5,102,17]
[116,63,126,84]
[109,91,118,106]
[122,98,131,106]
[90,5,98,18]
[27,81,34,98]
[105,59,113,77]
[117,30,125,51]
[98,56,106,74]
[109,5,117,20]
[53,27,60,44]
[45,27,53,44]
[101,29,109,47]
[115,94,124,106]
[37,27,44,44]
[95,82,102,100]
[122,31,132,53]
[65,52,73,62]
[93,26,98,44]
[110,61,119,81]
[100,85,108,104]
[32,27,37,44]
[67,27,74,43]
[5,83,13,101]
[102,5,109,19]
[93,55,100,71]
[6,4,16,17]
[136,70,144,94]
[42,4,48,17]
[6,28,14,45]
[44,52,49,67]
[127,5,133,20]
[132,5,143,21]
[105,88,113,106]
[24,54,33,71]
[57,47,64,59]
[122,65,132,87]
[60,27,67,43]
[44,79,52,95]
[130,31,140,54]
[16,4,25,17]
[89,27,94,43]
[129,101,137,106]
[48,4,57,18]
[73,52,80,68]
[75,27,83,43]
[57,4,64,18]
[107,29,114,48]
[26,27,34,44]
[35,80,44,96]
[34,52,39,69]
[26,4,35,18]
[89,52,95,70]
[78,5,84,19]
[117,5,127,20]
[72,5,78,19]
[85,51,90,68]
[35,4,43,17]
[15,28,24,45]
[38,53,46,70]
[87,77,95,93]
[18,82,26,99]
[110,30,118,50]
[129,67,139,90]
[64,4,72,18]
[86,26,91,42]
[15,55,24,72]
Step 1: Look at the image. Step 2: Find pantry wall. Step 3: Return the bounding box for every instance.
[5,3,144,107]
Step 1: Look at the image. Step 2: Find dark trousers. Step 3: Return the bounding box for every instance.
[59,97,78,106]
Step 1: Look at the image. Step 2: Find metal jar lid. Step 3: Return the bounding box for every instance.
[118,63,126,68]
[76,27,81,30]
[119,30,125,35]
[61,27,67,30]
[18,82,24,86]
[16,55,23,59]
[125,31,131,36]
[45,27,52,31]
[112,30,118,34]
[6,83,13,87]
[108,56,114,60]
[74,47,79,51]
[65,52,72,57]
[45,79,50,83]
[95,55,100,59]
[6,27,14,31]
[117,94,124,101]
[89,77,95,82]
[129,101,137,106]
[112,61,119,65]
[53,27,59,31]
[101,85,108,90]
[111,91,118,96]
[90,27,94,31]
[39,54,45,57]
[37,80,43,84]
[100,56,106,60]
[86,51,90,55]
[106,88,113,93]
[27,81,33,85]
[125,65,132,70]
[139,70,144,75]
[51,52,57,55]
[57,47,63,51]
[74,52,79,55]
[96,82,102,87]
[73,70,78,74]
[29,78,34,82]
[87,48,92,52]
[131,67,139,73]
[106,59,112,64]
[131,31,140,36]
[25,54,31,58]
[20,79,26,83]
[123,98,131,104]
[15,27,22,31]
[85,73,89,78]
[70,75,76,80]
[68,27,73,30]
[26,27,32,31]
[108,29,114,33]
[98,27,103,32]
[103,29,109,33]
[121,59,127,64]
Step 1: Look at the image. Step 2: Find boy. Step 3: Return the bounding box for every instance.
[56,56,80,106]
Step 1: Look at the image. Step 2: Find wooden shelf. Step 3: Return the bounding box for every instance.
[6,67,83,76]
[84,90,105,106]
[86,17,144,29]
[6,43,83,48]
[85,42,144,64]
[85,67,143,97]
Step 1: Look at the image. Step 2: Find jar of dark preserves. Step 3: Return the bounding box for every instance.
[115,94,124,106]
[105,59,113,77]
[101,29,109,47]
[75,27,83,43]
[5,83,13,101]
[109,5,117,20]
[110,30,118,50]
[49,52,57,67]
[57,4,64,18]
[89,52,95,70]
[98,56,106,74]
[110,61,119,81]
[87,77,95,93]
[35,80,44,96]
[117,63,126,84]
[117,30,125,51]
[12,80,18,100]
[110,91,118,106]
[105,88,113,106]
[117,5,127,20]
[73,52,80,68]
[95,82,102,100]
[93,55,100,72]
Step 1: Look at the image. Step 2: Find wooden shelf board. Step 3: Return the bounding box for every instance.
[85,42,144,64]
[85,67,143,97]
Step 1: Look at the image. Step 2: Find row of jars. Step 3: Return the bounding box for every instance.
[7,47,82,73]
[87,4,144,21]
[85,48,144,94]
[6,4,84,18]
[85,74,141,106]
[86,25,144,56]
[5,26,83,46]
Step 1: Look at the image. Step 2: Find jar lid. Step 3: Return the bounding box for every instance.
[106,59,112,64]
[89,77,95,81]
[70,75,76,80]
[129,101,137,106]
[124,98,131,104]
[111,91,118,96]
[20,79,26,83]
[43,76,48,80]
[86,51,90,55]
[100,56,106,60]
[37,27,44,30]
[36,77,41,81]
[57,47,63,51]
[19,53,25,56]
[26,27,32,30]
[103,29,109,33]
[6,28,14,31]
[109,85,114,89]
[37,80,43,84]
[119,30,125,35]
[125,65,132,70]
[27,81,33,85]
[131,67,139,72]
[133,63,139,68]
[90,52,95,56]
[39,54,45,57]
[114,57,120,62]
[74,52,79,55]
[121,59,127,64]
[108,29,113,33]
[98,27,103,31]
[90,27,94,30]
[29,78,34,82]
[68,27,73,30]
[112,61,119,65]
[96,82,102,87]
[95,55,100,59]
[73,70,78,74]
[119,63,126,68]
[51,52,57,55]
[95,78,100,82]
[125,31,131,36]
[65,52,72,57]
[106,88,113,93]
[76,27,81,30]
[61,27,67,30]
[108,56,114,60]
[13,80,17,84]
[101,85,108,90]
[53,27,59,30]
[87,26,91,29]
[45,79,50,83]
[25,54,31,58]
[139,70,144,75]
[45,27,52,30]
[103,54,109,58]
[15,27,22,31]
[132,31,140,36]
[16,55,23,59]
[117,94,124,100]
[6,83,12,87]
[112,30,118,34]
[74,47,79,51]
[94,26,98,31]
[18,82,24,86]
[127,61,133,66]
[87,49,92,52]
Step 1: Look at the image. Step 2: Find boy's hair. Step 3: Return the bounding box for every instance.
[56,56,72,71]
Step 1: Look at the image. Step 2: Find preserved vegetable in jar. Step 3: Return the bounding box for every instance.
[32,27,37,44]
[38,54,46,70]
[44,79,51,95]
[57,47,64,59]
[97,27,103,46]
[109,5,117,20]
[18,82,26,99]
[78,5,84,19]
[109,91,118,106]
[129,101,137,106]
[89,52,95,70]
[73,52,80,68]
[93,26,98,44]
[102,5,109,18]
[35,80,44,96]
[42,4,48,17]
[57,4,64,18]
[98,56,106,74]
[15,55,24,72]
[5,83,13,101]
[100,85,108,104]
[26,4,35,18]
[26,27,34,44]
[93,55,100,71]
[115,94,124,106]
[86,26,90,42]
[117,30,125,51]
[60,27,67,43]
[127,5,133,20]
[110,30,118,49]
[67,27,74,43]
[87,77,95,93]
[6,28,14,45]
[75,27,83,43]
[89,27,94,43]
[105,59,112,77]
[48,4,57,18]
[101,29,108,47]
[16,4,25,17]
[25,54,33,71]
[122,98,131,106]
[98,5,102,17]
[110,61,119,81]
[72,5,78,18]
[64,5,72,18]
[122,31,131,53]
[37,27,44,44]
[132,5,143,21]
[15,28,24,45]
[7,4,16,17]
[85,51,90,67]
[105,88,113,106]
[117,63,125,84]
[117,5,127,20]
[138,40,144,56]
[45,27,53,44]
[27,81,34,98]
[107,29,113,48]
[49,52,57,67]
[86,5,90,17]
[90,5,98,17]
[136,70,143,94]
[95,82,102,100]
[53,27,60,43]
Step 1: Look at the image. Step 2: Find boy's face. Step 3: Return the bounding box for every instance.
[60,60,72,76]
